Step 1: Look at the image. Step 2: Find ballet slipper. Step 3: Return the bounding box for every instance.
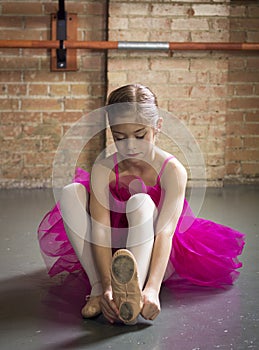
[81,295,102,318]
[111,249,143,324]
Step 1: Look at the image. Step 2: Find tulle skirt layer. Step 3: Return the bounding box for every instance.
[37,168,245,288]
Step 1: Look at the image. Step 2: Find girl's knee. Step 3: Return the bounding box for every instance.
[126,193,155,217]
[61,183,88,205]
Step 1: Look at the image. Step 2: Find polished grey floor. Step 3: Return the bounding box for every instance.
[0,186,258,350]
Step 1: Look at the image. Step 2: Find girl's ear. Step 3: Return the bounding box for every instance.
[155,117,163,133]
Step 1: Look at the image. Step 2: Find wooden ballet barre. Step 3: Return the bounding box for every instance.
[1,40,259,51]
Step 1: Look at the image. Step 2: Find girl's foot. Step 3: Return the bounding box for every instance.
[81,295,102,318]
[111,249,142,324]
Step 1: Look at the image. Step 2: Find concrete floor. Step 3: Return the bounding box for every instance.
[0,185,258,350]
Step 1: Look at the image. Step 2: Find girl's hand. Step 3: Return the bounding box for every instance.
[100,286,120,324]
[141,287,161,321]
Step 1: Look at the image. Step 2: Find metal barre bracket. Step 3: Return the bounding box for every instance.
[51,0,77,71]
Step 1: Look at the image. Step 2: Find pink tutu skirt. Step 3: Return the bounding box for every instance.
[38,168,245,289]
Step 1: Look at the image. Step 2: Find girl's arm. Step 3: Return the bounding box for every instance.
[141,158,187,320]
[90,162,119,322]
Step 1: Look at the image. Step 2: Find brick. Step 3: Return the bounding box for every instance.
[22,98,62,111]
[242,163,259,176]
[225,163,241,176]
[170,70,196,84]
[41,138,60,152]
[208,125,226,139]
[229,97,259,110]
[189,114,225,126]
[0,16,23,28]
[128,17,152,30]
[109,17,129,30]
[234,85,254,96]
[25,152,56,166]
[2,2,43,15]
[1,139,41,153]
[207,154,225,166]
[109,3,149,17]
[190,85,227,98]
[245,112,259,122]
[0,29,44,41]
[191,31,230,42]
[191,58,228,71]
[64,98,103,111]
[50,85,70,96]
[0,57,39,70]
[109,29,150,41]
[231,19,259,31]
[28,84,48,96]
[172,18,209,31]
[225,137,243,148]
[246,58,259,70]
[226,111,244,122]
[0,125,22,138]
[229,71,259,83]
[227,123,259,136]
[24,71,63,83]
[206,165,225,180]
[85,2,106,16]
[247,31,259,42]
[151,18,171,31]
[0,98,19,110]
[43,2,58,14]
[0,84,7,95]
[70,84,89,96]
[42,112,82,124]
[24,16,49,29]
[1,112,41,124]
[229,5,246,18]
[169,99,209,114]
[8,84,27,96]
[248,6,259,18]
[65,71,105,83]
[22,123,61,139]
[1,151,23,166]
[150,58,189,71]
[90,84,106,97]
[21,166,52,180]
[81,55,104,70]
[109,57,149,71]
[0,48,20,56]
[192,4,230,17]
[2,165,24,179]
[209,71,228,84]
[211,18,230,32]
[243,137,259,148]
[226,149,259,162]
[151,4,190,17]
[228,58,246,71]
[150,30,190,42]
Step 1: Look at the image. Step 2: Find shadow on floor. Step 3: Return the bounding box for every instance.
[0,268,239,350]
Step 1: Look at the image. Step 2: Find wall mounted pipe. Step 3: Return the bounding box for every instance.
[0,40,259,51]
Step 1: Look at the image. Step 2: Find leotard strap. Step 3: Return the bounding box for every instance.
[157,156,175,183]
[113,153,120,191]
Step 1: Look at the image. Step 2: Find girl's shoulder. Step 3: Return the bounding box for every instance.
[156,148,187,183]
[91,153,116,182]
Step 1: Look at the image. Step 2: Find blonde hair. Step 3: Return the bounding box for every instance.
[106,84,159,127]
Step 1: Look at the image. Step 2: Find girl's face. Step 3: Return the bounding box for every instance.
[111,122,156,159]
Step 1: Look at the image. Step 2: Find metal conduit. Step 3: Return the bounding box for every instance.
[0,40,259,51]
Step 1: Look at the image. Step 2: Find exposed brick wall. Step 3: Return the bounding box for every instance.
[0,1,107,188]
[0,0,258,188]
[225,4,259,184]
[108,0,259,186]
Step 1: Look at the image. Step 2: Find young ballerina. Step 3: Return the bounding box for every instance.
[38,84,245,324]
